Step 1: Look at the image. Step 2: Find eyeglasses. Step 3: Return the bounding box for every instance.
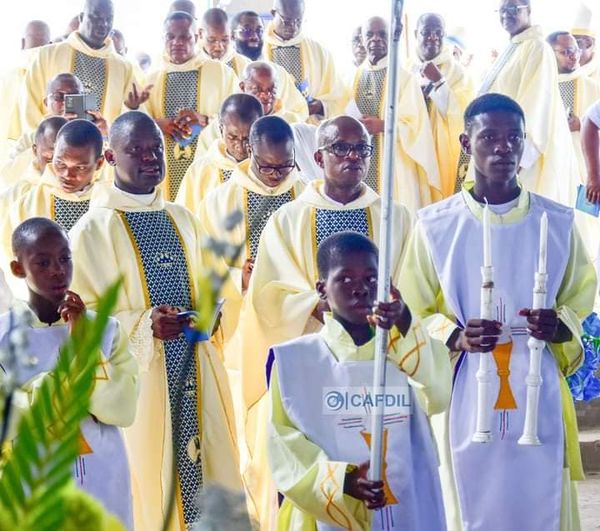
[319,142,374,159]
[275,10,302,27]
[245,84,276,99]
[236,27,264,37]
[253,153,296,176]
[419,28,444,39]
[553,47,581,57]
[47,91,69,102]
[496,5,528,16]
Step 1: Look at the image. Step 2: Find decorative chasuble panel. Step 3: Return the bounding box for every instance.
[270,45,303,87]
[313,207,371,249]
[73,51,106,111]
[356,69,386,193]
[52,197,90,232]
[164,71,201,201]
[245,189,294,260]
[558,80,576,112]
[118,209,202,527]
[219,169,233,183]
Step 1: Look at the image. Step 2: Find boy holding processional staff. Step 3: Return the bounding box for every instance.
[400,93,597,531]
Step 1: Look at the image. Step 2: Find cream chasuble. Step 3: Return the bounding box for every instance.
[19,32,136,134]
[411,46,475,198]
[264,23,346,119]
[176,139,239,209]
[557,69,600,270]
[198,46,309,125]
[200,159,303,363]
[233,181,411,529]
[0,303,139,529]
[475,26,580,206]
[69,183,242,531]
[346,57,442,215]
[399,185,597,531]
[0,151,41,194]
[145,57,238,201]
[268,314,451,530]
[579,54,600,83]
[0,165,100,300]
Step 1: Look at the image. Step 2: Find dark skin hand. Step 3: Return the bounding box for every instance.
[156,118,189,142]
[241,258,254,292]
[151,304,188,340]
[568,111,581,132]
[344,461,386,510]
[368,284,412,337]
[58,290,86,330]
[360,116,384,136]
[447,319,502,352]
[519,308,571,342]
[124,83,154,110]
[311,299,329,323]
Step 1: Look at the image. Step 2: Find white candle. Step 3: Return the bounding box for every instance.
[483,203,492,267]
[538,212,548,274]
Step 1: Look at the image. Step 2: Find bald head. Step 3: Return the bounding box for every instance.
[199,8,231,59]
[272,0,304,40]
[80,0,114,49]
[109,111,161,150]
[201,8,228,30]
[22,20,51,50]
[12,218,68,257]
[240,61,279,115]
[415,13,445,61]
[362,16,388,64]
[317,116,368,148]
[33,116,68,172]
[168,0,197,18]
[220,94,264,123]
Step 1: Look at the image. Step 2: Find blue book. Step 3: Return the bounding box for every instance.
[576,185,600,217]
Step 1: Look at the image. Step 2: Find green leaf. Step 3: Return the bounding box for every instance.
[0,280,122,529]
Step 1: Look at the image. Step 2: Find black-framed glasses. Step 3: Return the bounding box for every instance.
[236,26,264,37]
[253,152,296,176]
[275,10,302,27]
[553,47,581,57]
[495,5,528,16]
[319,142,374,159]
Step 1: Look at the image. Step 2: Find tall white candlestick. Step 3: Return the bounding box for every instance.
[538,212,548,275]
[483,203,492,267]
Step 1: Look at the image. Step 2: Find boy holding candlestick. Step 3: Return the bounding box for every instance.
[400,93,597,531]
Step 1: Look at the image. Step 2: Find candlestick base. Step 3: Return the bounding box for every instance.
[517,434,541,446]
[472,431,492,443]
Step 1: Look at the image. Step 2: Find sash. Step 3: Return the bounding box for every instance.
[118,209,203,526]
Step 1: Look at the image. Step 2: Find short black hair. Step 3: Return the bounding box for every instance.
[317,231,378,278]
[35,116,68,144]
[12,217,67,256]
[249,115,294,147]
[231,10,260,29]
[201,7,228,30]
[464,93,526,130]
[109,111,162,149]
[220,93,264,123]
[164,10,196,31]
[547,31,571,46]
[56,119,104,158]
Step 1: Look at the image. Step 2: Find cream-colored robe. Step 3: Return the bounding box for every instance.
[199,159,304,357]
[558,69,600,271]
[69,183,243,530]
[19,32,136,134]
[399,185,597,531]
[268,314,451,530]
[264,23,346,118]
[346,56,442,215]
[235,180,411,529]
[411,46,475,198]
[0,165,99,300]
[0,152,41,194]
[579,53,600,83]
[176,138,241,208]
[145,56,238,201]
[478,25,580,207]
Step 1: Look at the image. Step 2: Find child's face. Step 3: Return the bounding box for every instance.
[318,250,378,325]
[11,232,72,305]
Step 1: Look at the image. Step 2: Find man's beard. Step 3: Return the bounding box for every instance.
[235,40,263,61]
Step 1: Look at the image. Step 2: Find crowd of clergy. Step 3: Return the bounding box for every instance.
[1,0,600,529]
